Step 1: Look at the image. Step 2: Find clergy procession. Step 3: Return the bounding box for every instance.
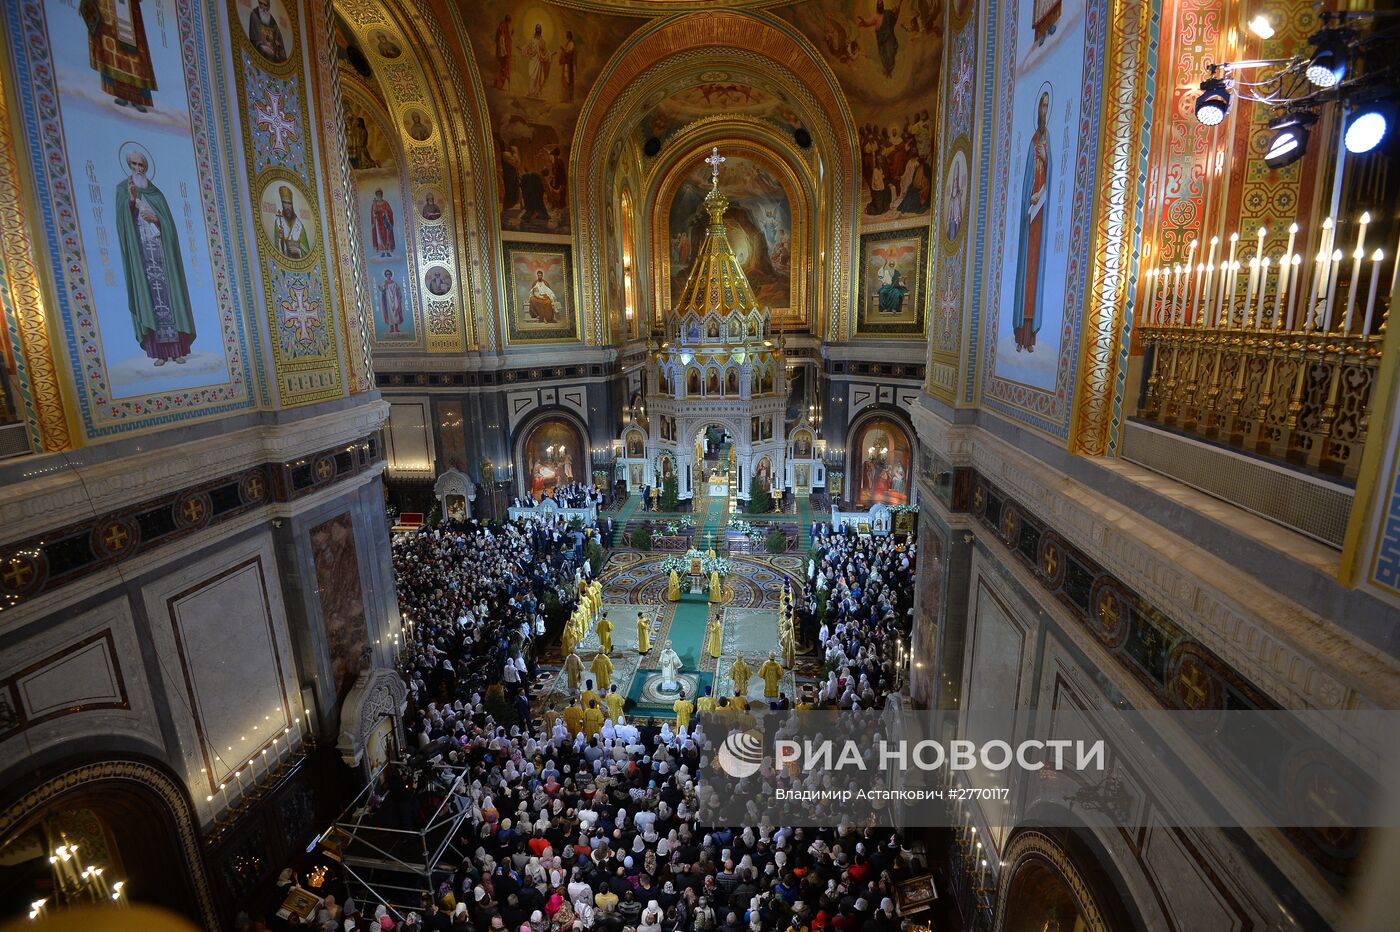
[272,506,923,931]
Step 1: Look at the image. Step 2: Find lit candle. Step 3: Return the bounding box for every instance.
[1192,263,1206,325]
[1226,260,1242,327]
[1244,256,1259,324]
[1273,255,1290,329]
[1218,233,1239,325]
[1184,239,1199,323]
[219,782,229,812]
[1363,250,1385,336]
[1145,267,1160,324]
[1344,249,1365,332]
[1255,258,1270,328]
[1323,249,1343,330]
[1287,254,1302,329]
[1202,236,1220,324]
[1315,218,1335,298]
[1175,264,1188,324]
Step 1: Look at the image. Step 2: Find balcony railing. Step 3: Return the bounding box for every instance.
[1136,217,1393,482]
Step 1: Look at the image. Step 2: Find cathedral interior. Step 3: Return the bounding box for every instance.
[1,0,1399,929]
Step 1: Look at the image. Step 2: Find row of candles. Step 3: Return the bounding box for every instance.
[946,783,1002,895]
[1144,214,1392,335]
[203,706,307,820]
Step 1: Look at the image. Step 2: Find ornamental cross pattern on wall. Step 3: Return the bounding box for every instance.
[255,92,298,153]
[281,282,322,342]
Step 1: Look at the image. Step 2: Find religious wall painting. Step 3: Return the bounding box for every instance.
[858,227,928,336]
[424,265,453,297]
[309,513,369,702]
[371,30,402,60]
[347,95,420,346]
[639,81,803,147]
[345,115,378,170]
[852,417,912,507]
[502,241,578,342]
[778,1,942,225]
[667,153,792,312]
[942,143,971,249]
[521,417,584,498]
[256,176,318,268]
[19,0,251,427]
[626,429,645,457]
[792,429,813,459]
[402,109,433,143]
[364,185,399,259]
[988,0,1088,396]
[629,464,644,489]
[236,0,295,69]
[436,400,468,472]
[794,465,811,489]
[466,2,644,234]
[755,456,773,486]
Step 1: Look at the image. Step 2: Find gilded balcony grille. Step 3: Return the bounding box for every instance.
[1136,218,1393,482]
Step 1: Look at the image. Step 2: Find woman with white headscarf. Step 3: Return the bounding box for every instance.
[638,900,664,932]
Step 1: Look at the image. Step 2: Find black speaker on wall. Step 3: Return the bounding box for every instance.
[643,136,662,157]
[793,127,812,149]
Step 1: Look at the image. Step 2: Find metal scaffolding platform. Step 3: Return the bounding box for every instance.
[316,759,474,921]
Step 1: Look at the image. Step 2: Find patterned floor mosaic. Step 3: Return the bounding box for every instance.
[709,607,796,703]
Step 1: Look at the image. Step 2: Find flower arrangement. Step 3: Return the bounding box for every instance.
[727,519,765,543]
[704,556,732,575]
[662,516,695,536]
[660,550,730,576]
[890,504,921,515]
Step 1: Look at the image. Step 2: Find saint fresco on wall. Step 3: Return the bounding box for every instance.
[257,178,317,264]
[503,242,578,342]
[20,0,244,422]
[237,0,293,66]
[346,97,419,344]
[852,417,912,507]
[778,0,942,225]
[858,227,927,336]
[638,80,804,147]
[466,1,644,235]
[990,0,1086,392]
[668,153,792,312]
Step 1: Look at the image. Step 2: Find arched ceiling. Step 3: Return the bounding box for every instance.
[334,0,943,352]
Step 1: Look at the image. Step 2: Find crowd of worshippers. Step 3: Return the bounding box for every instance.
[513,482,603,510]
[798,527,917,709]
[298,517,921,931]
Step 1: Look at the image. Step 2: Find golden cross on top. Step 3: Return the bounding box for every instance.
[705,146,725,188]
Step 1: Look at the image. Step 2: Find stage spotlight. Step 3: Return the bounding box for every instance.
[1263,111,1316,169]
[1248,15,1275,40]
[1306,30,1348,88]
[1345,102,1392,154]
[1195,76,1230,126]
